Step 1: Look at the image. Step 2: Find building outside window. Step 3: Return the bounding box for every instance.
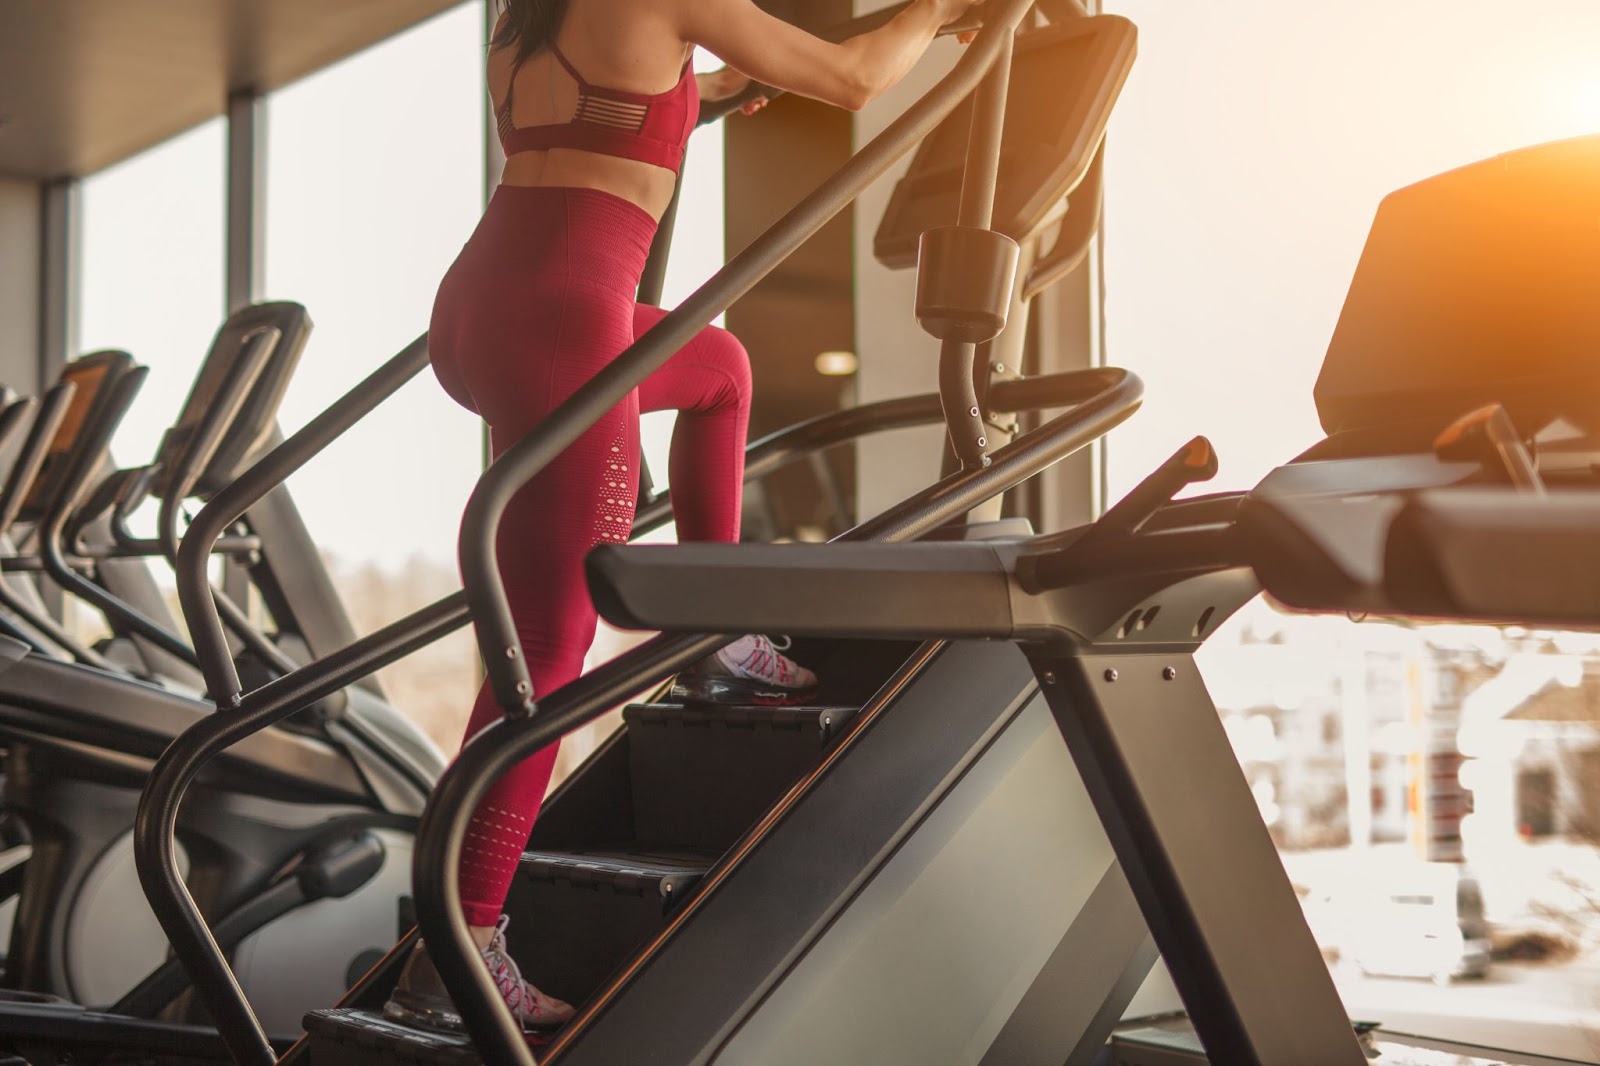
[260,3,488,753]
[1104,0,1600,1054]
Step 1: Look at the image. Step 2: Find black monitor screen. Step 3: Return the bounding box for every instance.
[1316,135,1600,438]
[874,16,1135,268]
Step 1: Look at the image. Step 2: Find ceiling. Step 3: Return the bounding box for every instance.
[0,0,464,181]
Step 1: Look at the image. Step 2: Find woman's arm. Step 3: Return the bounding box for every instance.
[697,66,770,115]
[677,0,980,112]
[696,67,748,101]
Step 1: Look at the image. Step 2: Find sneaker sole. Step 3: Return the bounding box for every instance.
[669,674,818,707]
[383,991,570,1034]
[383,992,466,1034]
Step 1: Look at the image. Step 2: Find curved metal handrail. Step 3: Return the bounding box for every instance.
[634,367,1129,534]
[175,335,431,709]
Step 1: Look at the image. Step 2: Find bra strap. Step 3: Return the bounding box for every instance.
[500,52,528,117]
[549,42,593,91]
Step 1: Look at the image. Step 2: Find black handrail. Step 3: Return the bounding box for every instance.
[133,589,467,1066]
[34,366,211,668]
[157,329,281,564]
[413,366,1142,1066]
[33,335,283,678]
[0,383,74,539]
[940,28,1015,470]
[633,367,1132,534]
[0,383,111,666]
[0,397,39,474]
[462,0,1038,720]
[850,369,1139,541]
[175,335,431,708]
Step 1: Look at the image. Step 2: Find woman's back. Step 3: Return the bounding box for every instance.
[488,0,696,217]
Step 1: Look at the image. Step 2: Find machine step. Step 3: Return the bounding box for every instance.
[503,848,717,1009]
[303,1008,498,1066]
[519,847,711,902]
[624,702,857,852]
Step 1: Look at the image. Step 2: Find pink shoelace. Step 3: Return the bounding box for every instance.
[729,635,804,685]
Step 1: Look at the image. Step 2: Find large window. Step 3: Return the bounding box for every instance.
[1103,0,1600,1055]
[261,3,486,751]
[79,121,225,478]
[76,119,227,646]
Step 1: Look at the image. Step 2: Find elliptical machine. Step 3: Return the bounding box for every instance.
[0,303,445,1050]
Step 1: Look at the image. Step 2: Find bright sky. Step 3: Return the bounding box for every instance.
[1102,0,1600,496]
[78,2,724,575]
[75,0,1600,562]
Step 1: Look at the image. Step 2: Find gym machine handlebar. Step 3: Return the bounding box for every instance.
[634,367,1139,535]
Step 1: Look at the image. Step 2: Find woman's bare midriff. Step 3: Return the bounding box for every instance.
[498,135,681,222]
[499,149,679,220]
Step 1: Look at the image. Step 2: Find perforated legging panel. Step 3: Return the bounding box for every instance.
[429,185,751,926]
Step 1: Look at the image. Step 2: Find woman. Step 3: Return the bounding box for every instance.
[390,0,985,1032]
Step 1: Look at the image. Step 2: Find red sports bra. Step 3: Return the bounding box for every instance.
[496,43,700,174]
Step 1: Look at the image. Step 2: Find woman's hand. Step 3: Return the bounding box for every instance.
[684,0,983,113]
[697,67,770,115]
[933,0,985,43]
[696,67,769,115]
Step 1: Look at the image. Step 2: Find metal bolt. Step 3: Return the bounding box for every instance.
[969,406,981,417]
[1041,671,1057,685]
[1105,668,1119,682]
[1163,666,1177,681]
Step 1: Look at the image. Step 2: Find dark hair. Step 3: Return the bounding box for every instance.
[493,0,572,63]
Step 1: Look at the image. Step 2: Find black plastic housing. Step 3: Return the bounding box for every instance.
[915,226,1021,342]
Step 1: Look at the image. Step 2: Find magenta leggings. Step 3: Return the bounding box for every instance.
[429,186,751,926]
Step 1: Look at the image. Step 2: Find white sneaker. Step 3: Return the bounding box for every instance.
[383,915,575,1033]
[670,634,820,706]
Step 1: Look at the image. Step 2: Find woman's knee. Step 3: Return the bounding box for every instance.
[697,325,753,406]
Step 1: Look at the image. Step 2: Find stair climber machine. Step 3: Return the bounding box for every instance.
[0,303,447,1062]
[126,5,1165,1065]
[123,5,1600,1066]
